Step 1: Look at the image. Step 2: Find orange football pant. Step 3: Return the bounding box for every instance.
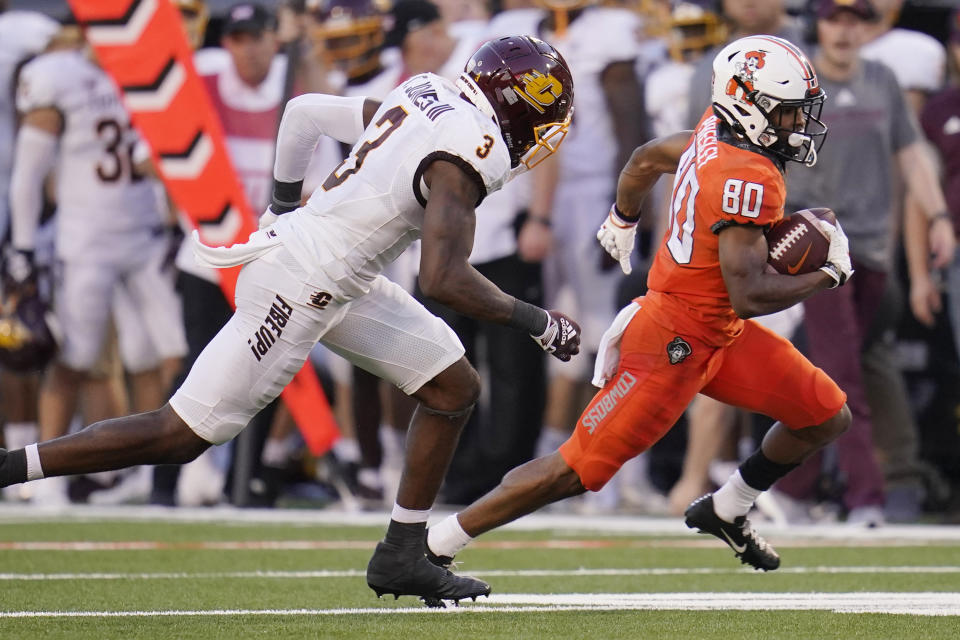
[559,305,847,491]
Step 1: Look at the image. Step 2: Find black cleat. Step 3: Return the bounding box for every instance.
[366,540,490,607]
[685,494,780,571]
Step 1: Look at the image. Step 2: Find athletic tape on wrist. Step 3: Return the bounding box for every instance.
[508,299,549,335]
[25,443,44,481]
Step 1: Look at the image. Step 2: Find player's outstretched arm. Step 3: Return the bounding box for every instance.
[615,130,692,218]
[718,225,834,319]
[597,131,693,274]
[268,95,381,215]
[9,108,60,254]
[419,160,579,361]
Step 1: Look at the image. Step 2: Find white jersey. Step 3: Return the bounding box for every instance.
[344,34,524,268]
[488,7,643,183]
[645,60,696,138]
[274,73,512,298]
[17,50,165,261]
[194,47,288,213]
[861,28,945,95]
[177,48,288,283]
[0,11,59,239]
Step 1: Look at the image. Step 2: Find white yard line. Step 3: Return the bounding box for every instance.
[0,566,957,580]
[1,538,958,551]
[2,503,960,541]
[1,592,959,617]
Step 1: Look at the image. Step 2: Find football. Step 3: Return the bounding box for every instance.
[766,207,835,275]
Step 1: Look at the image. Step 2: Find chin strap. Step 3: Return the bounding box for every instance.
[456,74,498,125]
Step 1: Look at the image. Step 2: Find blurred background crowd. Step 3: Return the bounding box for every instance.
[0,0,958,527]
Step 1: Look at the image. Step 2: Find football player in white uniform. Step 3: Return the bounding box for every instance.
[0,5,60,500]
[6,43,187,468]
[0,35,578,606]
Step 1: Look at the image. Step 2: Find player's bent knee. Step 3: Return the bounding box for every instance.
[415,357,481,413]
[803,403,851,447]
[501,452,585,499]
[154,404,212,464]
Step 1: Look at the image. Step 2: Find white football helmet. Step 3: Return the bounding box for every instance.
[711,35,827,167]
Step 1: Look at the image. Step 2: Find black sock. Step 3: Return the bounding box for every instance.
[739,449,799,492]
[0,449,28,488]
[383,520,426,550]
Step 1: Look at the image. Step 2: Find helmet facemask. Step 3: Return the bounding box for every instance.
[733,78,828,167]
[519,110,572,169]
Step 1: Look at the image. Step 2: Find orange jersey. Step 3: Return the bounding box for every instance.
[646,110,786,345]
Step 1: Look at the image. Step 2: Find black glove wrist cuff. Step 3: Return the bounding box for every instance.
[613,203,640,224]
[821,262,841,288]
[508,299,549,335]
[271,179,303,214]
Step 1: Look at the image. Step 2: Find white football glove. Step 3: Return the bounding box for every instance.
[258,207,279,230]
[597,204,639,275]
[817,219,853,288]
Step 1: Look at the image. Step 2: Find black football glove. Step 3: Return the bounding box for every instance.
[531,310,581,362]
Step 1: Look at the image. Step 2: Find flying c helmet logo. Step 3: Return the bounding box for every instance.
[514,70,563,114]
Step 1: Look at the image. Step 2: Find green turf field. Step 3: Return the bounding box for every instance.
[1,507,958,639]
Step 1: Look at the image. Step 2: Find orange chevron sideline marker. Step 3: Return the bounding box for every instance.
[67,0,339,455]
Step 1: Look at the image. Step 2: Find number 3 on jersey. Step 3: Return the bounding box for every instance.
[323,106,408,191]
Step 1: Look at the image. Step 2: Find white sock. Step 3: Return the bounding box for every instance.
[3,422,37,450]
[391,503,430,524]
[357,467,383,490]
[261,434,298,467]
[711,470,761,522]
[332,437,360,463]
[428,513,473,558]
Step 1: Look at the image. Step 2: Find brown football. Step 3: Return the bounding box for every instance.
[766,207,835,275]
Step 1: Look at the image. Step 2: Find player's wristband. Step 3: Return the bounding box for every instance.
[820,262,842,288]
[270,179,304,215]
[507,299,549,336]
[612,203,640,225]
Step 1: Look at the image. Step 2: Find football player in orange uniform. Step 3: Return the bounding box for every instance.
[425,35,854,574]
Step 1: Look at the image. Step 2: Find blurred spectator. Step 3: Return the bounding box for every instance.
[861,0,945,113]
[918,10,960,346]
[685,0,805,127]
[0,4,60,503]
[488,0,648,513]
[779,0,955,526]
[912,8,960,515]
[8,21,187,505]
[848,0,948,522]
[157,1,292,507]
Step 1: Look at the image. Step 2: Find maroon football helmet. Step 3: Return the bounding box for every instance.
[0,292,59,373]
[456,35,574,169]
